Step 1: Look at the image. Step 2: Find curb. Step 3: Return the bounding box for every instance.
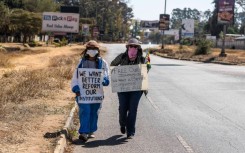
[54,102,77,153]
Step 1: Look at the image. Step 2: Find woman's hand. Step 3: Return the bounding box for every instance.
[102,77,110,86]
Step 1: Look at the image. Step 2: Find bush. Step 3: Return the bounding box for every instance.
[28,41,37,47]
[195,39,213,55]
[60,38,68,46]
[144,48,157,54]
[181,38,193,46]
[53,42,61,47]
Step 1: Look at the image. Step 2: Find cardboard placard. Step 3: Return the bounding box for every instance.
[111,64,148,93]
[77,68,104,104]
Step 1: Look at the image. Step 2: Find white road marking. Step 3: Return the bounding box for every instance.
[177,135,195,153]
[146,96,159,111]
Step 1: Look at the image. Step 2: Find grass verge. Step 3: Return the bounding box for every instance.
[0,54,79,152]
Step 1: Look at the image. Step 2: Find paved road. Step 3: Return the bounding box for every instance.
[73,44,245,153]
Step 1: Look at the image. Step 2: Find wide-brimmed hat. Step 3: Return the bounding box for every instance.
[126,38,140,47]
[86,40,100,48]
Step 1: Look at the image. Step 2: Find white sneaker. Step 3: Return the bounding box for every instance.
[88,133,95,138]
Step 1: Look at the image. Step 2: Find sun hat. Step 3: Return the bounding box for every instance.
[126,38,140,47]
[86,40,100,48]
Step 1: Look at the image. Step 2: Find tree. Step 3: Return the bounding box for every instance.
[203,10,212,22]
[22,0,58,12]
[171,8,201,29]
[0,2,13,42]
[3,0,23,9]
[237,0,245,10]
[10,9,42,42]
[209,0,223,38]
[148,32,161,44]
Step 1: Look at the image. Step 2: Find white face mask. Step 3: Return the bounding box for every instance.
[87,50,98,57]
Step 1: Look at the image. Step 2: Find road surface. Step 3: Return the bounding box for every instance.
[72,44,245,153]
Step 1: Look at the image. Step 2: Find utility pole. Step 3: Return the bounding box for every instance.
[218,0,236,57]
[220,24,227,57]
[161,0,167,49]
[164,0,167,14]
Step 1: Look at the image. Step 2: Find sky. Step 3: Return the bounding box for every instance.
[128,0,215,20]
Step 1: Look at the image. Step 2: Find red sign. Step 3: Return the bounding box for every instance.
[218,0,235,24]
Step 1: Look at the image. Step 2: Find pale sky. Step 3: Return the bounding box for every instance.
[128,0,215,20]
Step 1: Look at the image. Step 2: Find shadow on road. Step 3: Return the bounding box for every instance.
[72,135,128,147]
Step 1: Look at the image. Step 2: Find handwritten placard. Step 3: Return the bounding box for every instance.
[77,68,104,104]
[111,64,148,93]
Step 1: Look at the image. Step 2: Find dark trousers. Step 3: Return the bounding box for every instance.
[117,91,143,136]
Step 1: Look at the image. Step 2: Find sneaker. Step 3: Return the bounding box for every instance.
[88,133,95,138]
[79,133,88,142]
[120,126,126,134]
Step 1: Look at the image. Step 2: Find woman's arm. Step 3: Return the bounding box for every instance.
[110,53,124,66]
[71,59,82,93]
[102,59,110,86]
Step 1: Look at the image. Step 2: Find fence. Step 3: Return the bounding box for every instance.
[216,40,245,49]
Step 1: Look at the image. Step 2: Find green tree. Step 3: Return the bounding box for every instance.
[171,8,201,29]
[22,0,58,12]
[203,10,212,22]
[3,0,23,9]
[10,9,42,43]
[209,0,223,38]
[0,2,13,42]
[148,32,161,44]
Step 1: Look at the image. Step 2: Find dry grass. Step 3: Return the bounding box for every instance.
[0,48,49,68]
[0,54,78,150]
[0,55,77,116]
[49,54,78,67]
[0,52,13,67]
[152,45,245,65]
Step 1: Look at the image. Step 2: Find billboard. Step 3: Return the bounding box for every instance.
[60,6,80,13]
[140,20,159,29]
[217,0,235,24]
[42,12,80,33]
[159,14,170,30]
[164,29,179,41]
[181,19,194,38]
[92,26,99,37]
[82,24,90,35]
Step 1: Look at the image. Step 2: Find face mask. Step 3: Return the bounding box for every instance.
[128,47,138,61]
[87,49,98,57]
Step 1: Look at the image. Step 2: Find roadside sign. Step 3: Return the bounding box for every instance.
[218,0,235,24]
[159,14,170,30]
[82,24,89,35]
[92,26,99,37]
[42,12,80,33]
[141,20,159,29]
[181,19,194,38]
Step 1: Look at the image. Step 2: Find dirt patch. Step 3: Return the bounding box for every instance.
[0,43,99,153]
